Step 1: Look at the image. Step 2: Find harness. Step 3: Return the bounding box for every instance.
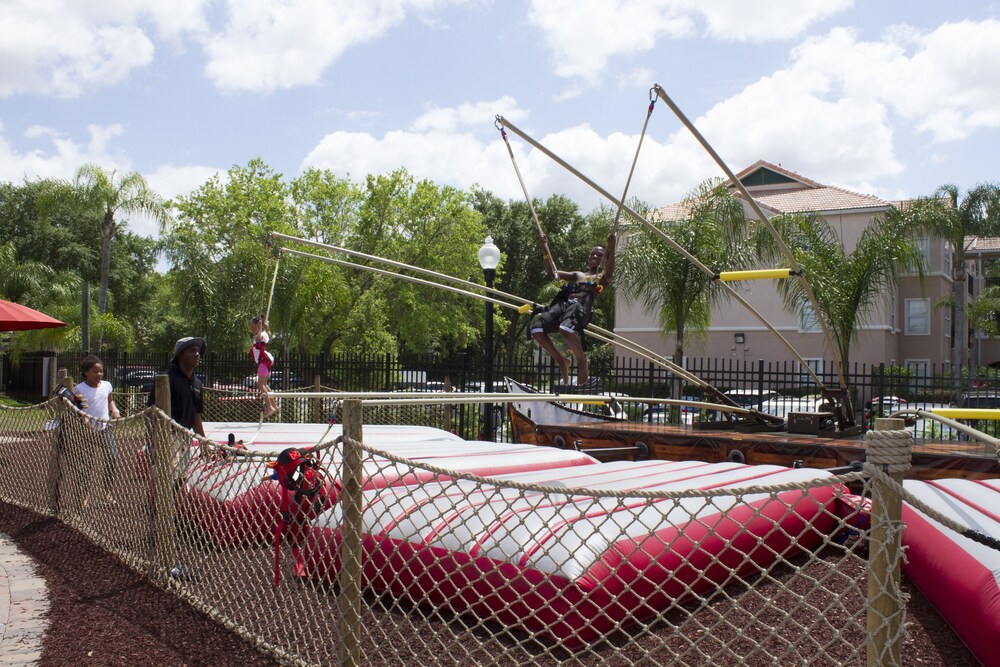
[268,447,327,585]
[250,340,274,371]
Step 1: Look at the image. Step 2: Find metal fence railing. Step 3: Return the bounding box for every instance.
[5,350,1000,440]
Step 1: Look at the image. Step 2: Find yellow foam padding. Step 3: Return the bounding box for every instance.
[518,303,534,314]
[930,408,1000,420]
[718,268,792,281]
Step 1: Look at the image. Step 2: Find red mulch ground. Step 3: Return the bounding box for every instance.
[0,500,977,666]
[0,502,278,667]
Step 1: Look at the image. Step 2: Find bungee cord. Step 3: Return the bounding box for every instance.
[270,232,717,392]
[494,114,827,391]
[495,117,558,274]
[275,238,777,420]
[650,84,849,393]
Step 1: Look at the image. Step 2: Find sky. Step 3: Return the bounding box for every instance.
[1,1,999,240]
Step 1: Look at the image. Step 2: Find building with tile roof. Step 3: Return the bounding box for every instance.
[614,161,995,378]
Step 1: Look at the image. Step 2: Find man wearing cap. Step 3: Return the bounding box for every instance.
[147,336,206,437]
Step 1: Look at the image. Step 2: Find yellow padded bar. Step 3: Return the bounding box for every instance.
[930,408,1000,420]
[717,268,793,281]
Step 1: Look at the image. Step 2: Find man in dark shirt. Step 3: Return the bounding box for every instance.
[147,336,206,437]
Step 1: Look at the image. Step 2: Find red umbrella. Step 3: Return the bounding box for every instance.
[0,299,65,332]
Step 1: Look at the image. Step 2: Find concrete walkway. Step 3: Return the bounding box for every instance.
[0,534,48,665]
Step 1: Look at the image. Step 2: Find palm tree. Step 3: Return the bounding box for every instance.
[0,241,54,305]
[899,183,1000,382]
[757,210,924,374]
[72,164,172,314]
[617,180,750,364]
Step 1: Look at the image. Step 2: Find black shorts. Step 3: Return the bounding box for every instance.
[530,299,588,336]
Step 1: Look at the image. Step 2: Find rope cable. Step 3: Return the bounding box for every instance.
[279,242,774,417]
[651,84,847,392]
[495,116,557,274]
[495,115,826,390]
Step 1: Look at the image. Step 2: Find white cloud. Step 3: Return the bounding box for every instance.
[660,18,1000,194]
[412,97,522,133]
[527,0,853,86]
[301,97,699,212]
[0,0,208,97]
[527,0,693,85]
[129,163,225,238]
[0,122,130,182]
[783,22,1000,143]
[202,0,462,93]
[696,0,853,41]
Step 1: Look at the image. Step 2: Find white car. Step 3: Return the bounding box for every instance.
[759,394,836,420]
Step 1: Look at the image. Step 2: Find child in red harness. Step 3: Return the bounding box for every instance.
[250,315,278,418]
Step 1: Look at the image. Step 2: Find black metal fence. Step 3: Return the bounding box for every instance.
[4,349,998,437]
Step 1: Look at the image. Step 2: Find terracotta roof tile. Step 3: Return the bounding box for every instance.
[966,236,1000,252]
[741,185,891,214]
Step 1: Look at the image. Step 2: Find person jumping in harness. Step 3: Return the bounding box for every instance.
[250,315,278,418]
[529,232,615,387]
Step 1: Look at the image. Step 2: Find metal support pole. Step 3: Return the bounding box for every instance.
[484,268,495,442]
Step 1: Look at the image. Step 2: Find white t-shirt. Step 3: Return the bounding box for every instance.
[252,330,274,365]
[73,380,114,428]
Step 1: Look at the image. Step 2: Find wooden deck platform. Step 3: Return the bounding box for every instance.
[515,417,999,481]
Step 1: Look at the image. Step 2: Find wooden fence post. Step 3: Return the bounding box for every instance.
[152,373,176,580]
[337,399,364,667]
[46,370,74,513]
[866,417,909,667]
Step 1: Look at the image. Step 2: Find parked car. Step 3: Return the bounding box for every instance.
[723,389,780,409]
[863,395,908,420]
[760,394,836,420]
[119,369,158,392]
[642,397,699,425]
[243,371,305,390]
[959,391,1000,409]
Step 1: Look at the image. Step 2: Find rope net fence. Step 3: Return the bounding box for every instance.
[0,390,922,666]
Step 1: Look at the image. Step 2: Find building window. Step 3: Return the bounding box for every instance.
[917,236,930,271]
[944,241,952,276]
[905,298,930,335]
[945,305,952,339]
[799,302,820,333]
[890,292,897,332]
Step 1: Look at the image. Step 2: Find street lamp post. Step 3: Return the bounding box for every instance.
[478,236,501,441]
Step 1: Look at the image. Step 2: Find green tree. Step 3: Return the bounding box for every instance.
[0,241,54,305]
[66,165,171,314]
[166,159,298,352]
[758,209,924,373]
[616,180,749,364]
[969,262,1000,338]
[899,183,1000,381]
[472,190,609,367]
[345,169,485,356]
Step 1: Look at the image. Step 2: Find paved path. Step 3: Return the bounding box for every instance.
[0,534,48,666]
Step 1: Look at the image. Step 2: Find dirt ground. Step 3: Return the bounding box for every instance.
[0,501,976,667]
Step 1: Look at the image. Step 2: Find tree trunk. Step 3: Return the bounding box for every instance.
[672,331,684,424]
[98,210,115,315]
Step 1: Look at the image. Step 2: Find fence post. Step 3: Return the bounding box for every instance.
[46,370,73,514]
[757,359,764,412]
[337,399,364,667]
[312,373,322,423]
[865,417,910,667]
[152,373,176,582]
